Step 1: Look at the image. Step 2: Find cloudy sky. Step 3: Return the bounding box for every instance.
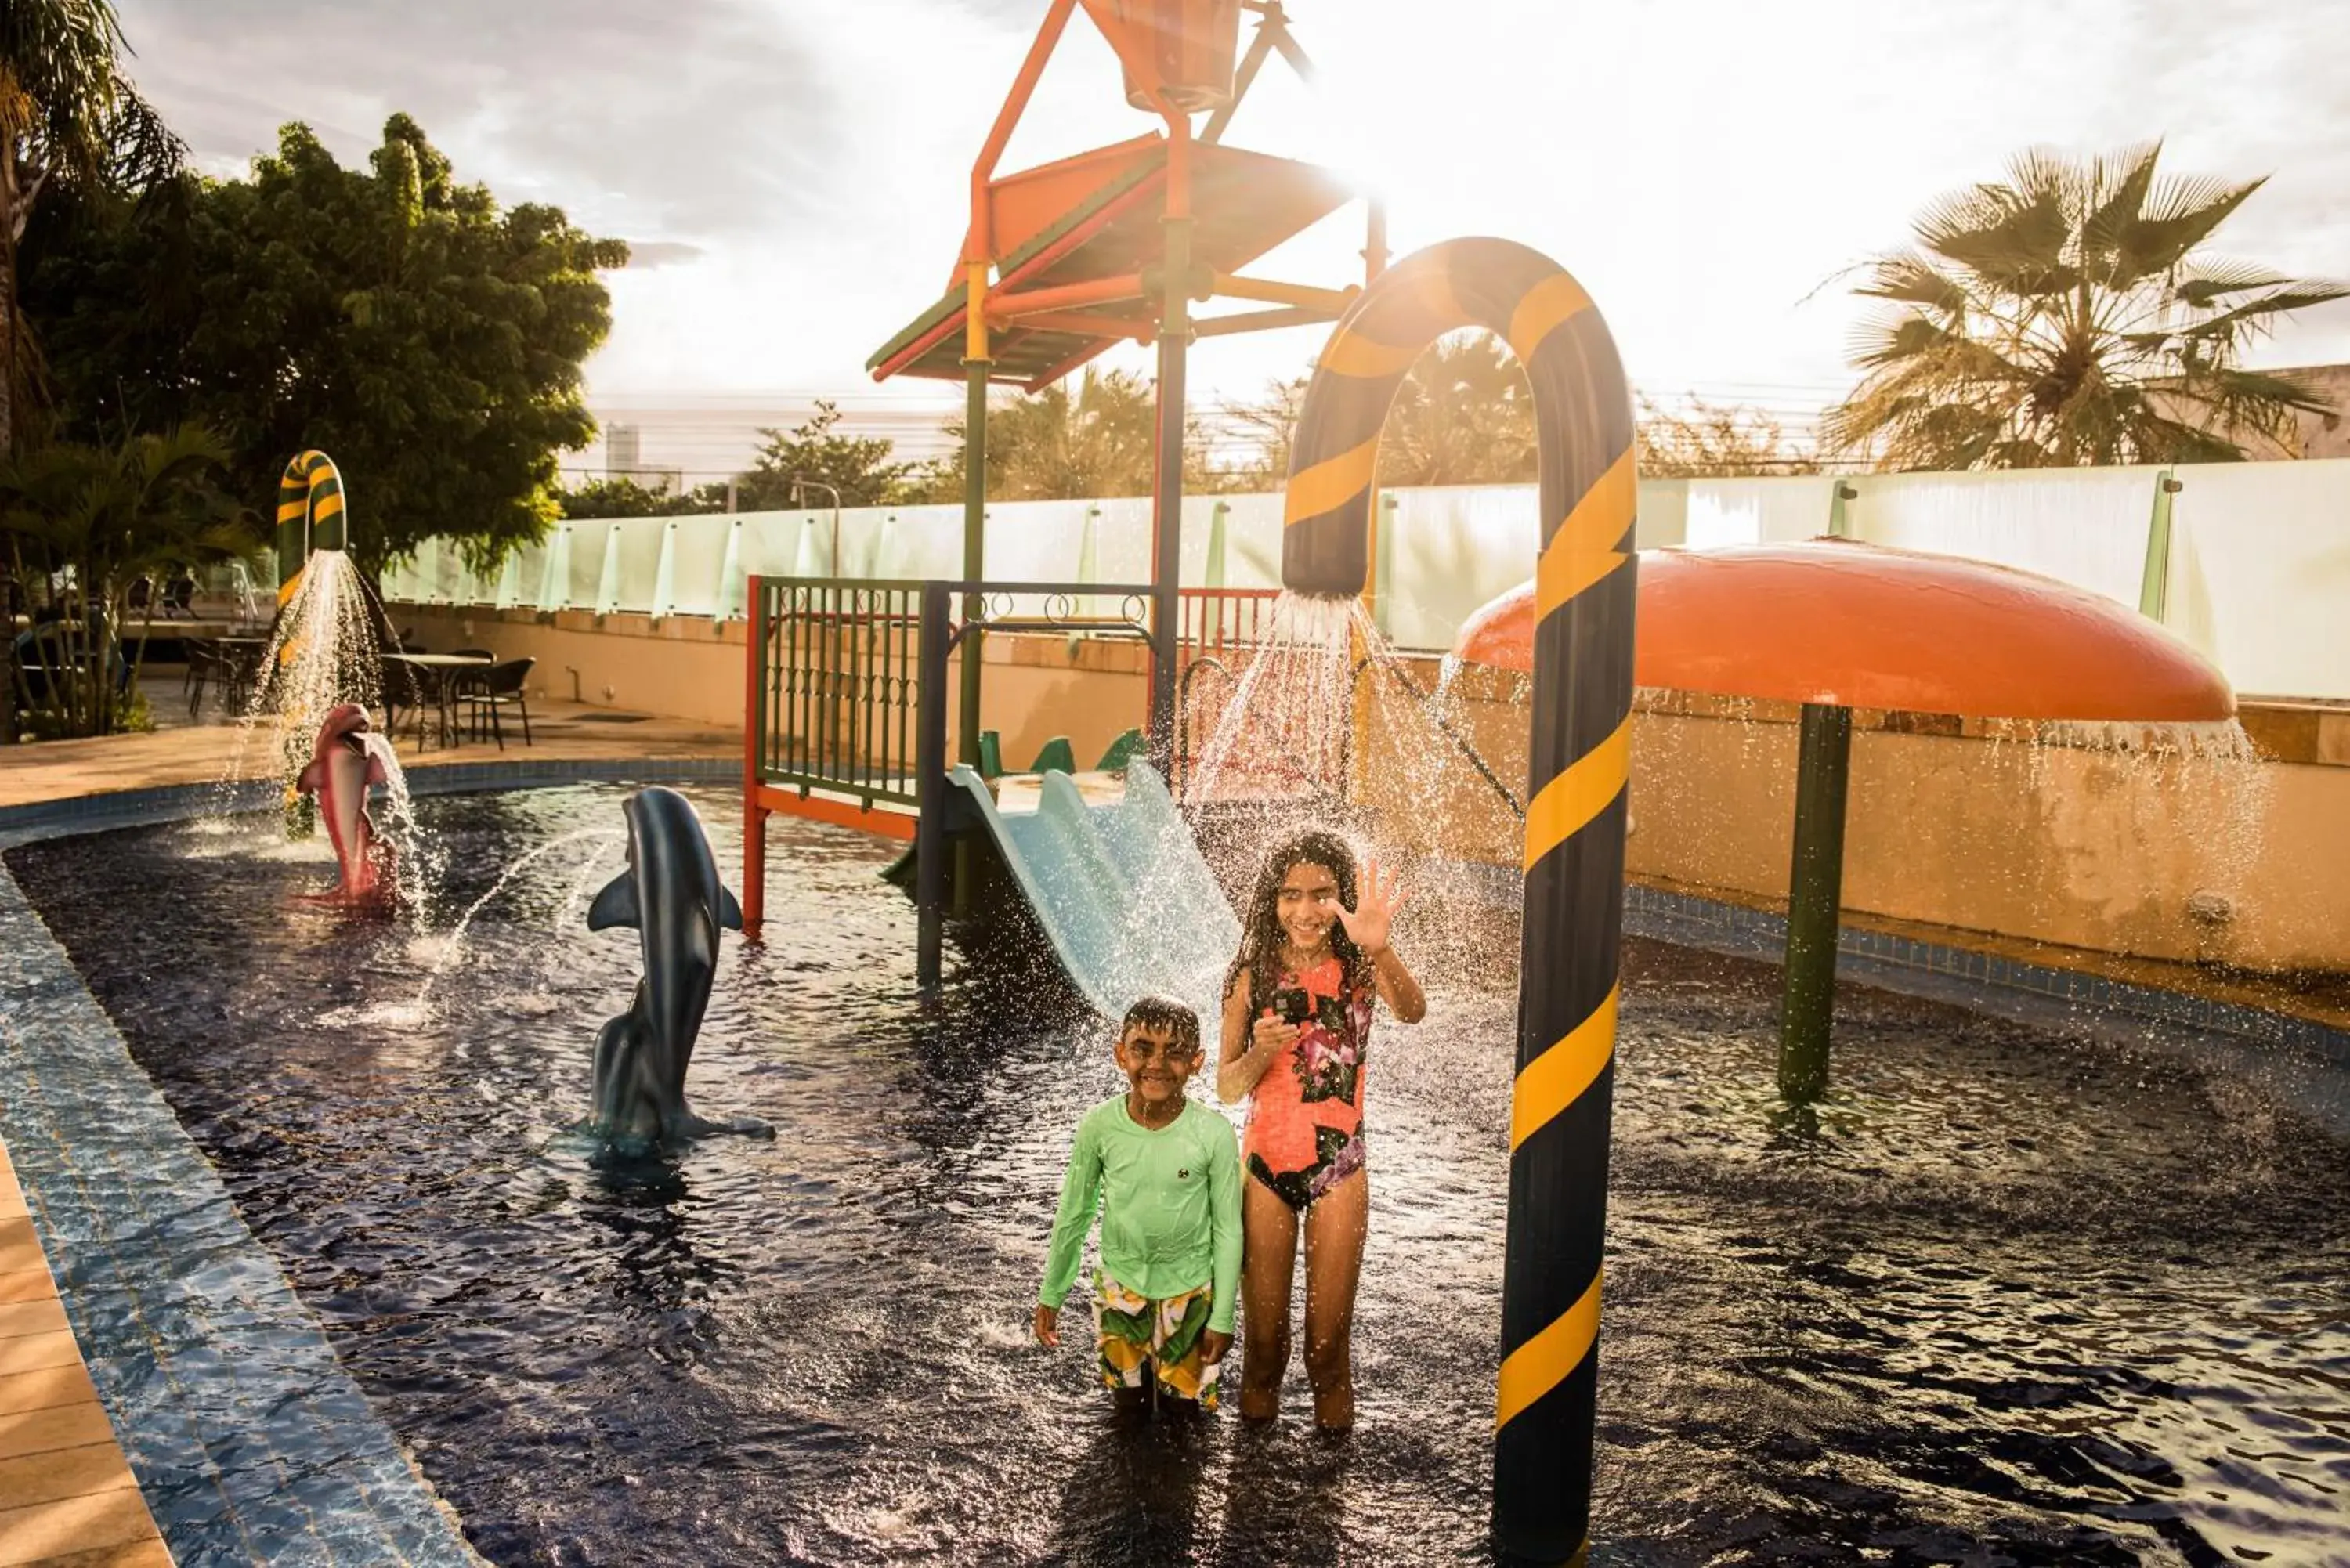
[117,0,2350,439]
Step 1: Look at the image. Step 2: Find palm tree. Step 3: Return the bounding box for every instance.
[1821,143,2347,470]
[1376,333,1538,486]
[0,0,181,453]
[1,423,253,737]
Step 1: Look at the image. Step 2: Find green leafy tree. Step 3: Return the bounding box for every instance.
[1636,395,1818,476]
[910,367,1231,501]
[1215,336,1538,490]
[557,475,730,519]
[735,399,917,510]
[1,422,255,738]
[1822,143,2347,469]
[1,0,180,453]
[22,114,624,571]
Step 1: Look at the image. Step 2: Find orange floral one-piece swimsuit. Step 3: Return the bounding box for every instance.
[1243,956,1373,1212]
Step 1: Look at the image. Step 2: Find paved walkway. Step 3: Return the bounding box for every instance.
[2,690,737,811]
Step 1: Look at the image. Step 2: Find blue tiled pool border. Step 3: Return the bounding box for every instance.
[0,759,733,1566]
[1619,882,2350,1070]
[1427,858,2350,1071]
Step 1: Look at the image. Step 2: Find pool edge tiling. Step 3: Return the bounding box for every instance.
[0,862,483,1566]
[0,761,739,1566]
[0,1136,172,1568]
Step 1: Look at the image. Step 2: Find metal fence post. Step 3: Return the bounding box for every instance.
[743,575,768,941]
[2139,471,2182,620]
[916,582,953,997]
[1828,479,1858,539]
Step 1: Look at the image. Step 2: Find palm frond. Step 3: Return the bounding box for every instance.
[2077,141,2163,284]
[2115,172,2265,279]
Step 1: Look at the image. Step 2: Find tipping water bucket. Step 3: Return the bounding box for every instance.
[1109,0,1242,112]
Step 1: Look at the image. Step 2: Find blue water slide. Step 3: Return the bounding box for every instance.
[946,760,1240,1019]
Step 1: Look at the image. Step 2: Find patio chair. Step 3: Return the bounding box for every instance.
[379,655,434,746]
[183,636,215,717]
[219,641,261,715]
[161,576,196,619]
[458,657,535,750]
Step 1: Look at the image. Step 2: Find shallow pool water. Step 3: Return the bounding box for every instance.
[10,784,2348,1566]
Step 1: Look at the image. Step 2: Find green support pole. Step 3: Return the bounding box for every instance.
[960,357,988,768]
[1779,701,1853,1104]
[2139,470,2181,620]
[1147,211,1193,774]
[955,354,988,916]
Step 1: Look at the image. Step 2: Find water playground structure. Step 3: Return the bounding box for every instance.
[1452,542,2239,1104]
[5,5,2347,1566]
[743,2,2282,1559]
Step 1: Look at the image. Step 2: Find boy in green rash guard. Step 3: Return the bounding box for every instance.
[1035,995,1242,1417]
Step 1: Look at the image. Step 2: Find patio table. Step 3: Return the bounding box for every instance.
[382,652,493,748]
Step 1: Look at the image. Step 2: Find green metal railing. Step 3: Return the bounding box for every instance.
[750,577,926,807]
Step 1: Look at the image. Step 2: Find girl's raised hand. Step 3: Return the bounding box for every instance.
[1332,856,1408,956]
[1251,1011,1300,1055]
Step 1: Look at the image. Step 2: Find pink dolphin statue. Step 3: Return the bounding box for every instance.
[295,703,392,902]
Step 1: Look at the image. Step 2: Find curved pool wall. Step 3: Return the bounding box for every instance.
[0,760,729,1566]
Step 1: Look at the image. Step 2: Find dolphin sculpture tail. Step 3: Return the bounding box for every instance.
[586,787,770,1145]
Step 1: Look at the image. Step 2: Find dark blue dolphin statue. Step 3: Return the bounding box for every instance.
[585,787,765,1143]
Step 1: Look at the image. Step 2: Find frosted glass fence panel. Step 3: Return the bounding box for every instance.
[1684,476,1840,547]
[862,504,964,579]
[1379,480,1694,650]
[1847,467,2160,607]
[617,519,675,613]
[377,464,2350,698]
[978,500,1093,583]
[1198,493,1285,588]
[660,518,733,618]
[2166,458,2350,700]
[497,544,544,609]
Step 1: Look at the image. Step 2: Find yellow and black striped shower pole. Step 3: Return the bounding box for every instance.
[1282,238,1636,1565]
[275,450,348,606]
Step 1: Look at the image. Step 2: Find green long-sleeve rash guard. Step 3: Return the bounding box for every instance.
[1039,1095,1243,1334]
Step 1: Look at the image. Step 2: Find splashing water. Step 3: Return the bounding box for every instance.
[358,730,440,912]
[413,829,627,1012]
[1162,592,1532,997]
[211,550,387,832]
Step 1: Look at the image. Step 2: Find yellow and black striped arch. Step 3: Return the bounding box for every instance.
[1279,237,1636,1565]
[276,450,348,602]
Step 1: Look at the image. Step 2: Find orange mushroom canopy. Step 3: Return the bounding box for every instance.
[1452,539,2233,723]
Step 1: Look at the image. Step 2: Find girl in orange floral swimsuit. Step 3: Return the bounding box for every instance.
[1216,829,1425,1429]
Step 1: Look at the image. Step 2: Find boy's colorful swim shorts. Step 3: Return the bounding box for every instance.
[1094,1273,1222,1409]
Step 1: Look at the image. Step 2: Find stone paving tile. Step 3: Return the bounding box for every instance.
[0,698,734,811]
[0,1488,158,1567]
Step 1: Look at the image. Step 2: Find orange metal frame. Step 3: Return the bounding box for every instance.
[951,0,1379,370]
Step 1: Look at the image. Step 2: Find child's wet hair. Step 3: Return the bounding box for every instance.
[1121,994,1201,1056]
[1225,827,1371,1008]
